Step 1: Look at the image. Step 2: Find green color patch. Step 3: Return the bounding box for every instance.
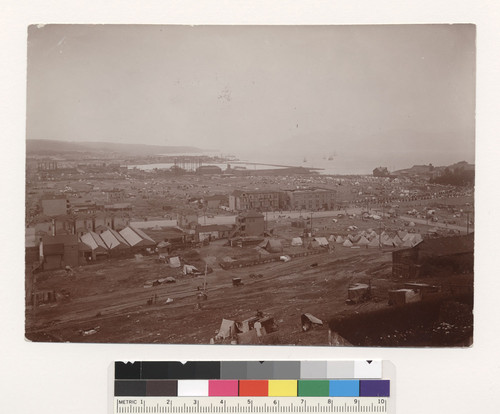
[297,380,330,396]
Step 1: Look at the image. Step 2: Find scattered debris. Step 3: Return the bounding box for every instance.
[328,329,352,346]
[183,264,199,275]
[156,255,167,263]
[388,289,422,306]
[81,326,100,336]
[168,256,181,268]
[301,313,323,332]
[346,282,372,304]
[213,311,279,344]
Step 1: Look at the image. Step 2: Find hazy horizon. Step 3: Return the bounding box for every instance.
[27,25,476,172]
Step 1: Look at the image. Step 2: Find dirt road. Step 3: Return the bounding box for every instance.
[26,246,395,345]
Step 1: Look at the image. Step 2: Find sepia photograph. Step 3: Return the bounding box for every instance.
[25,24,475,346]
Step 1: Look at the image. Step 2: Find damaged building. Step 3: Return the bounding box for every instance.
[392,233,474,278]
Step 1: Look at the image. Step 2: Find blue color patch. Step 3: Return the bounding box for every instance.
[329,380,359,397]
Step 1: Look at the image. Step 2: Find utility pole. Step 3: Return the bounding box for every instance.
[466,211,470,235]
[310,212,313,236]
[204,263,207,293]
[379,219,382,249]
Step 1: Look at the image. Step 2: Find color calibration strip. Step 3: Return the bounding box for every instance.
[114,361,390,397]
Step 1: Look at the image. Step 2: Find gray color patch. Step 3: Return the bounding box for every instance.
[327,361,355,379]
[220,361,247,379]
[246,361,274,379]
[272,361,301,379]
[300,361,327,379]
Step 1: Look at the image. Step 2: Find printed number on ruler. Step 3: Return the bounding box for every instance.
[114,397,390,413]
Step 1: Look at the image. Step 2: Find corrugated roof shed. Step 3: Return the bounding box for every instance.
[417,233,474,256]
[100,229,129,249]
[131,227,156,243]
[80,232,108,252]
[119,227,143,247]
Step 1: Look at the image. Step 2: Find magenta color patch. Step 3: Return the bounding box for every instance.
[209,380,239,396]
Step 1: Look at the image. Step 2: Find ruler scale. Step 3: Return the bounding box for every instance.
[112,361,395,414]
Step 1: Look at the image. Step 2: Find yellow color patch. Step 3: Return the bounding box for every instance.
[268,380,297,397]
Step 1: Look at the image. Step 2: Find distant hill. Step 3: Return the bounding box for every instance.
[26,139,206,156]
[393,161,475,176]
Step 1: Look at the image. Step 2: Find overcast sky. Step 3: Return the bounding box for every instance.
[27,24,475,171]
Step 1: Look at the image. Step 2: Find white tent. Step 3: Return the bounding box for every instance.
[342,239,353,247]
[392,235,403,246]
[403,233,413,241]
[328,235,336,242]
[291,237,303,246]
[336,235,344,244]
[357,236,370,246]
[382,237,395,247]
[380,234,391,244]
[401,238,414,248]
[400,234,422,248]
[397,230,408,240]
[368,236,381,248]
[313,237,329,247]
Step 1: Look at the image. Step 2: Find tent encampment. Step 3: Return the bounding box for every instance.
[313,237,329,247]
[264,239,282,253]
[368,237,381,248]
[397,230,408,240]
[291,237,303,246]
[357,236,370,246]
[342,239,353,247]
[392,235,403,246]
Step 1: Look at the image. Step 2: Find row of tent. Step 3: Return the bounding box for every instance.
[288,230,423,250]
[329,230,423,248]
[80,226,157,256]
